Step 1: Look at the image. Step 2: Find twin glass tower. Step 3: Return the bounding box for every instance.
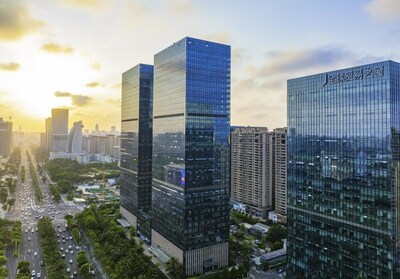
[120,37,231,276]
[287,61,400,278]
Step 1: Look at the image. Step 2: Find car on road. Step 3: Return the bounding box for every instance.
[27,249,31,254]
[28,237,31,241]
[69,259,73,264]
[31,270,36,276]
[70,250,74,255]
[36,272,41,278]
[73,271,77,276]
[33,251,38,256]
[40,260,44,266]
[66,268,70,273]
[62,254,65,258]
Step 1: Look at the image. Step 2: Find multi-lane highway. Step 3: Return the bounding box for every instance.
[5,146,83,278]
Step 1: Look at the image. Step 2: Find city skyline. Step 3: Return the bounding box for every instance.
[1,0,400,132]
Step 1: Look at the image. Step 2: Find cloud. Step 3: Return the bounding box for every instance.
[0,63,20,71]
[91,62,101,70]
[86,81,100,88]
[204,32,231,44]
[60,0,102,9]
[105,98,120,106]
[54,91,72,97]
[366,0,400,22]
[0,2,45,41]
[41,43,74,54]
[54,91,91,106]
[71,95,91,106]
[111,82,121,90]
[249,47,355,79]
[167,0,195,14]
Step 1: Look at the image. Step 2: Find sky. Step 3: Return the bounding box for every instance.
[0,0,400,132]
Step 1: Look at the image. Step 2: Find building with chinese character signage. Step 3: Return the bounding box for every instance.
[287,60,400,278]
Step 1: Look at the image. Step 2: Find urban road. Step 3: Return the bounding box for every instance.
[4,146,85,279]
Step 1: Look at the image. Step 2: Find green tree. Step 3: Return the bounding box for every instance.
[0,256,6,266]
[166,257,185,279]
[17,260,30,277]
[0,188,8,203]
[76,252,88,268]
[266,226,287,243]
[72,227,81,244]
[271,241,283,251]
[57,179,73,194]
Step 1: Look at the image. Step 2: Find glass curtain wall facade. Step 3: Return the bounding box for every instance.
[120,64,153,241]
[152,37,231,276]
[287,61,400,278]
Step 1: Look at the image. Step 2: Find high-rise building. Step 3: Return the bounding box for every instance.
[51,108,68,152]
[230,127,287,221]
[120,64,154,241]
[45,117,53,152]
[231,127,272,218]
[287,61,400,278]
[271,127,287,223]
[105,134,115,156]
[0,118,12,157]
[151,37,231,276]
[67,121,83,153]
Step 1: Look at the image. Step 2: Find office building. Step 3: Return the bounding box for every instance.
[287,61,400,278]
[45,117,52,152]
[67,121,83,153]
[51,108,68,152]
[231,127,272,218]
[0,118,12,157]
[271,127,287,223]
[151,37,231,276]
[120,64,154,241]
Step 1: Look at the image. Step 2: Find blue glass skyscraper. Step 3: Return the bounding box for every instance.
[120,64,153,241]
[151,37,231,276]
[287,61,400,278]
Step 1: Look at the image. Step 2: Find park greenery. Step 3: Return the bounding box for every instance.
[38,217,69,279]
[0,147,21,177]
[0,218,22,279]
[26,151,42,202]
[45,159,119,184]
[73,203,165,279]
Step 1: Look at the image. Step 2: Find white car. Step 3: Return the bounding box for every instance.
[37,272,41,278]
[33,252,38,256]
[31,270,36,276]
[66,268,70,273]
[69,259,73,264]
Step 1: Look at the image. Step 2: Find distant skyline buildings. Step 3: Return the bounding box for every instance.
[67,121,83,153]
[287,60,400,278]
[0,118,13,157]
[51,108,69,152]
